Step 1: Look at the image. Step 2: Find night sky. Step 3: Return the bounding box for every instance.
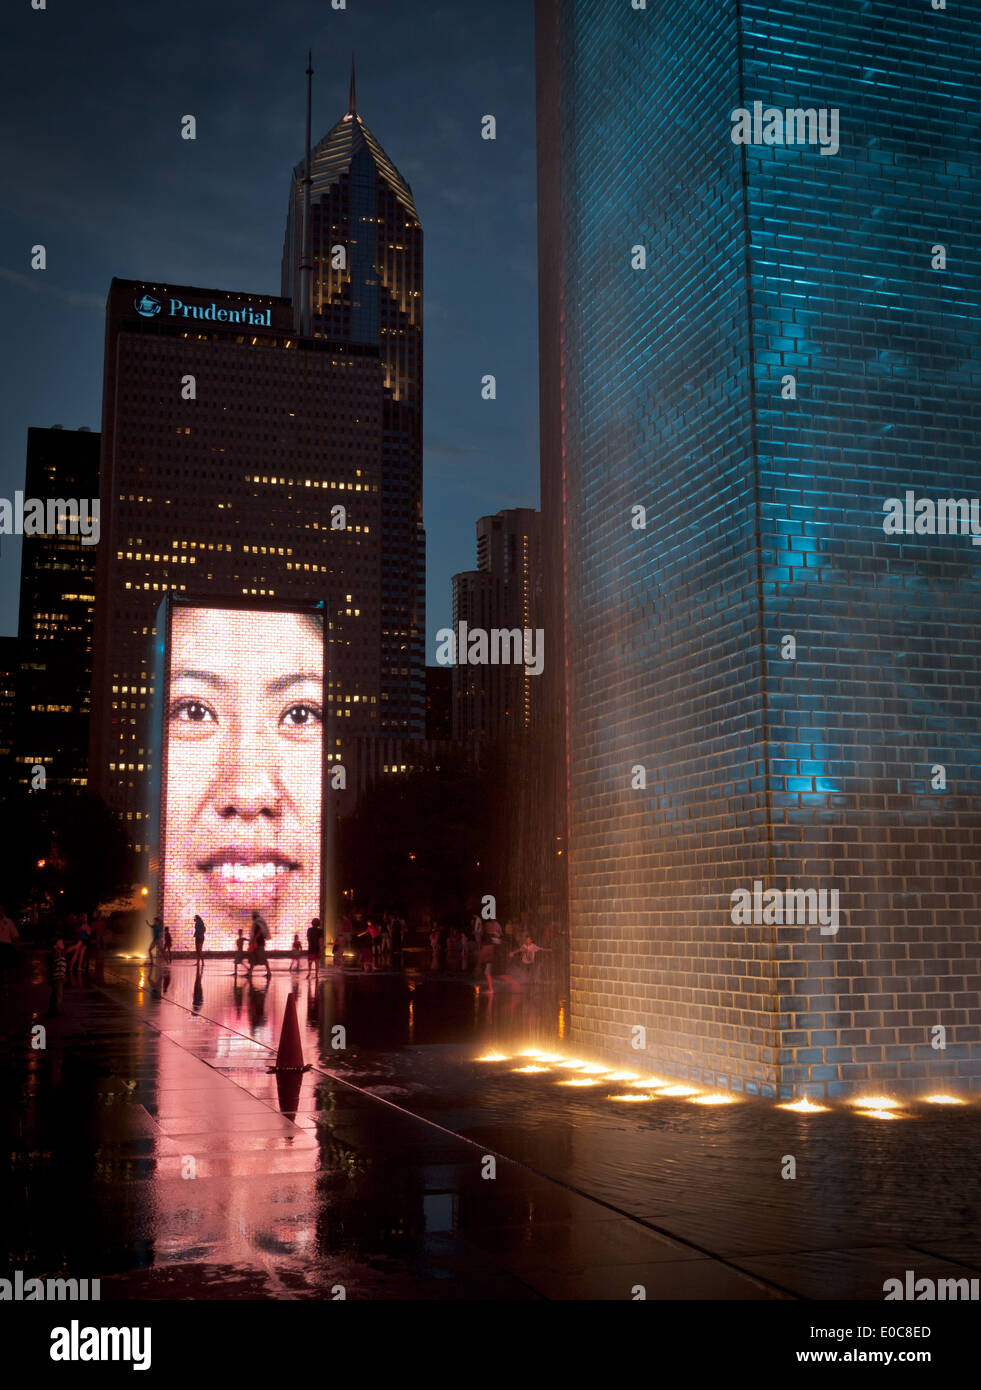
[0,0,539,657]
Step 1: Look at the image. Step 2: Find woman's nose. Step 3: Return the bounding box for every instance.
[215,729,281,819]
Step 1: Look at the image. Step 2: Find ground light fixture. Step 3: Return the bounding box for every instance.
[479,1055,969,1113]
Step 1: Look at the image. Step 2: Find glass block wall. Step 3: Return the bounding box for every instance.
[538,0,981,1095]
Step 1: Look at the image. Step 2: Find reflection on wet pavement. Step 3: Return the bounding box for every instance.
[2,955,979,1299]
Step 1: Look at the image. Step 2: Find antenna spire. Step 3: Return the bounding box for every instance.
[349,55,357,117]
[298,50,314,337]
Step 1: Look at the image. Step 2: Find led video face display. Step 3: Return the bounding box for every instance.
[160,602,324,949]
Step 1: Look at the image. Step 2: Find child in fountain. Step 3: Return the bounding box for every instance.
[509,935,551,984]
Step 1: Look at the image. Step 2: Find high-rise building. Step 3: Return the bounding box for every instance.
[89,278,383,862]
[282,69,425,738]
[14,426,100,793]
[449,507,556,926]
[451,508,543,740]
[349,731,463,805]
[450,569,499,740]
[534,0,568,930]
[425,665,452,742]
[537,0,981,1095]
[0,635,17,790]
[480,508,542,732]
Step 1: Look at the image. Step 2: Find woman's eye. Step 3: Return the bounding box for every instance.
[171,699,216,724]
[281,702,322,728]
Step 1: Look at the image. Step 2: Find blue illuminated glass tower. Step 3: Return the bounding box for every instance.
[537,0,981,1095]
[282,68,425,738]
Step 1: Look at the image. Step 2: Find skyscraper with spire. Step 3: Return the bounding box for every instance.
[282,64,425,737]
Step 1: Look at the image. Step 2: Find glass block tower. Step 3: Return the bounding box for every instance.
[537,0,981,1095]
[282,68,425,738]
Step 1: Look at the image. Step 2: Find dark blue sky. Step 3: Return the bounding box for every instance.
[0,0,539,657]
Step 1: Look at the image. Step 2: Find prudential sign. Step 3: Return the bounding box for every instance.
[133,294,272,327]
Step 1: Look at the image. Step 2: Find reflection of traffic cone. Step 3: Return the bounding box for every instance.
[275,1068,304,1123]
[268,993,311,1072]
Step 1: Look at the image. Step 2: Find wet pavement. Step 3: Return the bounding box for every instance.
[2,952,980,1300]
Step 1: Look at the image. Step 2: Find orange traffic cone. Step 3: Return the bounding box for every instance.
[269,993,310,1072]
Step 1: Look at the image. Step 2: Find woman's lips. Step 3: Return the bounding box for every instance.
[213,861,292,883]
[196,851,301,909]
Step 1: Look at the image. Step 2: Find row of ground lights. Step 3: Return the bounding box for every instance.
[475,1050,970,1116]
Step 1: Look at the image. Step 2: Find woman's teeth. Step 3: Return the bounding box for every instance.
[215,862,289,882]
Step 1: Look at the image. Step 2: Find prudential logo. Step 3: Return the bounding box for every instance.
[134,294,161,318]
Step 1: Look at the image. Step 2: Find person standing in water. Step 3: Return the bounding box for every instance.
[306,917,323,975]
[509,934,552,984]
[48,936,67,1016]
[478,929,500,994]
[248,909,271,982]
[146,914,163,964]
[192,914,206,964]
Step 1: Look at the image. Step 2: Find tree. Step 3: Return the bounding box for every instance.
[0,787,135,918]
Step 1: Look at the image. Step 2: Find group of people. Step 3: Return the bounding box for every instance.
[289,918,325,973]
[333,912,552,991]
[442,917,551,994]
[335,912,403,973]
[138,907,552,995]
[0,905,118,1017]
[146,910,328,982]
[232,911,273,980]
[0,905,19,988]
[146,912,207,964]
[42,912,108,1015]
[146,914,171,963]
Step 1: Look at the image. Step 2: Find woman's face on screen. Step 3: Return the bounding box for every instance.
[163,608,323,945]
